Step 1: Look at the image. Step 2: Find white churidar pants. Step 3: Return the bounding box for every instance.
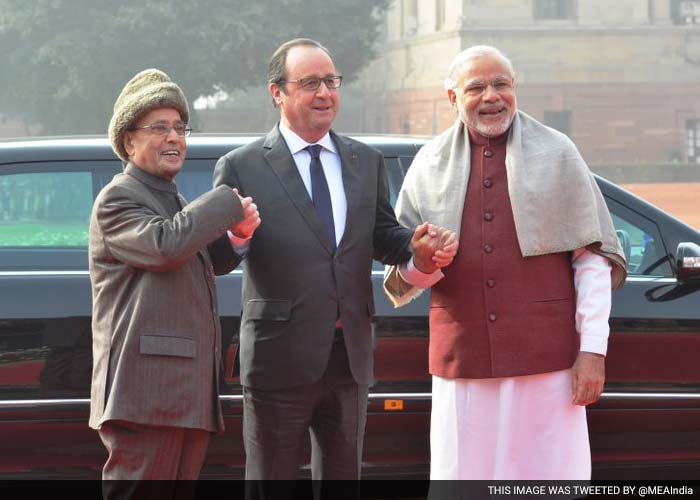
[430,368,591,480]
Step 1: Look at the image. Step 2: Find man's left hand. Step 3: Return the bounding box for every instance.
[230,188,261,239]
[571,351,605,406]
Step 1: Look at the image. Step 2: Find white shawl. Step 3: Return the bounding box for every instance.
[384,111,627,307]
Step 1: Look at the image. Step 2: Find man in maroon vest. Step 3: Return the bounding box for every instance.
[384,45,627,480]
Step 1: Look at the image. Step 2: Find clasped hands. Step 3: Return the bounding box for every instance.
[226,192,460,269]
[411,222,459,273]
[230,188,261,239]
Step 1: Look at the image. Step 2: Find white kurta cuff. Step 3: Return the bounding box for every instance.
[398,257,444,289]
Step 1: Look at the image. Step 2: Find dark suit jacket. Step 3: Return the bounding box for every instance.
[213,126,412,390]
[89,164,243,432]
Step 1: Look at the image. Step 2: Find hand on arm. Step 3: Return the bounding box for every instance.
[411,223,458,273]
[571,351,605,406]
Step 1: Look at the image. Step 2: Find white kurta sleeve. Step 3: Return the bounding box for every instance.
[572,248,613,356]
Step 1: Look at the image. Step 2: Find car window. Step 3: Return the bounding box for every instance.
[176,163,217,202]
[175,157,410,273]
[384,157,403,207]
[0,171,93,247]
[607,198,673,278]
[372,157,406,271]
[0,172,93,247]
[0,162,119,271]
[176,157,408,207]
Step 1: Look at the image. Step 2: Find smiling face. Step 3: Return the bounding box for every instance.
[270,45,339,143]
[123,107,186,181]
[448,55,517,138]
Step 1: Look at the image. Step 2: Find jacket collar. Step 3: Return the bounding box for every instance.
[124,162,178,194]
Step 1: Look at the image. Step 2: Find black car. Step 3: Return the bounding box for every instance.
[0,135,699,479]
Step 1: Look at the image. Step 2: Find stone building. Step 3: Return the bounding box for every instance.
[354,0,700,166]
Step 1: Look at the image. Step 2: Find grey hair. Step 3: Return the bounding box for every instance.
[443,45,515,90]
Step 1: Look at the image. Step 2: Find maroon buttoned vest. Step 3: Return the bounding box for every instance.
[429,128,579,379]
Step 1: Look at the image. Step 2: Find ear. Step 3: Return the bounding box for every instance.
[123,131,135,158]
[447,89,457,109]
[269,82,285,107]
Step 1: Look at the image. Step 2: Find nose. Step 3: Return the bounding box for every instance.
[482,84,499,102]
[165,127,180,141]
[316,81,332,97]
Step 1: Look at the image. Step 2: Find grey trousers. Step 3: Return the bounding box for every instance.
[242,335,369,485]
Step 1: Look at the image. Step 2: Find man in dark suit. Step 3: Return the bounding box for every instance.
[213,39,455,492]
[89,68,260,497]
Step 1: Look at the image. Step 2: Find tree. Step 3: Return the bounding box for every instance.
[0,0,390,135]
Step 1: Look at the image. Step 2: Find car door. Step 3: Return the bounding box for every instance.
[0,160,120,478]
[589,179,700,478]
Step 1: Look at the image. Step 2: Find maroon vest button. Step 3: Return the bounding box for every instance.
[487,279,496,288]
[484,244,493,253]
[483,179,493,188]
[484,212,494,221]
[484,150,493,158]
[488,313,497,321]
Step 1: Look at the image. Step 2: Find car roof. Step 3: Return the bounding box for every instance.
[0,134,429,162]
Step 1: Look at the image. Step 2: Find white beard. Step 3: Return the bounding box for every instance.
[471,118,512,138]
[458,105,514,138]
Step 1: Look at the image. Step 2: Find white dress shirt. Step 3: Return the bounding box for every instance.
[228,123,348,253]
[278,122,347,246]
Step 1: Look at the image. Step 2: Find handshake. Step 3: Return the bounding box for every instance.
[411,223,458,274]
[226,187,459,274]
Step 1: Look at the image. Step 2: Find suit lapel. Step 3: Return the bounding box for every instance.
[263,126,335,255]
[332,131,362,251]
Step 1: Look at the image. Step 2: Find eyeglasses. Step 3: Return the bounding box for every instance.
[129,123,193,137]
[279,76,343,91]
[462,79,514,97]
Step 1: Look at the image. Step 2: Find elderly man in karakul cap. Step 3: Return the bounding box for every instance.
[88,68,261,491]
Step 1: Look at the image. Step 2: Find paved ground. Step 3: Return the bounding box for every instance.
[621,183,700,229]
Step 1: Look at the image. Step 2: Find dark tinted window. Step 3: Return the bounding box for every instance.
[607,197,673,277]
[384,157,404,206]
[176,162,217,202]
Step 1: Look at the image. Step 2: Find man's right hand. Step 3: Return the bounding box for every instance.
[411,222,458,273]
[230,188,261,239]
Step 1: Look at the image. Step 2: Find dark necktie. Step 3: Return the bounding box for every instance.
[306,144,336,251]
